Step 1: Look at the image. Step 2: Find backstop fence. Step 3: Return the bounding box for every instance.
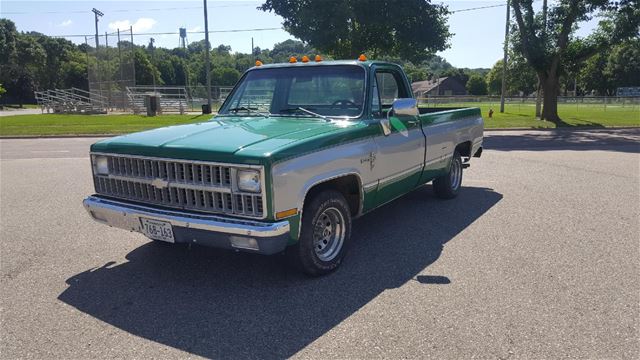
[86,28,136,111]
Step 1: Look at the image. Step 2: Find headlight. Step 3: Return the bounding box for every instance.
[237,169,261,192]
[94,155,109,175]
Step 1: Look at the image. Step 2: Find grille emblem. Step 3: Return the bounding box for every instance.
[151,178,169,189]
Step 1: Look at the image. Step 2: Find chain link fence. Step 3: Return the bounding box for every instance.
[86,28,136,111]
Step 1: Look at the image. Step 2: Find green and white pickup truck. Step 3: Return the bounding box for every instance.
[83,58,483,275]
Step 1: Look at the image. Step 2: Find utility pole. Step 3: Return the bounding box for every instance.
[203,0,212,113]
[91,8,103,49]
[500,0,510,113]
[149,37,156,90]
[535,0,547,119]
[251,37,254,64]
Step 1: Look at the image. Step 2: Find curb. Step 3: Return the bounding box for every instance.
[0,134,115,139]
[485,126,640,132]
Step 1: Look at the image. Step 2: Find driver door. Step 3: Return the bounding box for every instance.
[370,67,426,206]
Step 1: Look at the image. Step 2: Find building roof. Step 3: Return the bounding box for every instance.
[411,77,449,94]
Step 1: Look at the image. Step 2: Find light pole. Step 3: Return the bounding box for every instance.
[91,8,103,49]
[203,0,212,113]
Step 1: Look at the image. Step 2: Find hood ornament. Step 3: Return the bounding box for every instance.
[151,178,169,189]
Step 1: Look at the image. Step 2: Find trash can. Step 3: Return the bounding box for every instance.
[145,94,160,116]
[202,104,211,114]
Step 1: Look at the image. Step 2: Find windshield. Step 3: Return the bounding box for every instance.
[219,65,365,118]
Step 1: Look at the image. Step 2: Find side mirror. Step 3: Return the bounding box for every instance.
[381,98,418,136]
[391,98,419,117]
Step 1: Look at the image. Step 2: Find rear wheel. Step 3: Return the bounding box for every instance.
[433,150,463,199]
[287,190,352,276]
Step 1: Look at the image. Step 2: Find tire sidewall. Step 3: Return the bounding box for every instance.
[297,191,352,275]
[450,151,462,194]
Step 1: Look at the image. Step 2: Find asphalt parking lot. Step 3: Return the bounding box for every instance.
[1,129,639,358]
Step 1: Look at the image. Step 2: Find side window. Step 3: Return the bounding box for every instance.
[371,76,382,117]
[375,72,399,106]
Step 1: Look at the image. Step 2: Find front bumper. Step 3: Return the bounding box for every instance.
[83,195,290,255]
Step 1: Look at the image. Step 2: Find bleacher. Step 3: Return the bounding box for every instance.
[34,88,108,114]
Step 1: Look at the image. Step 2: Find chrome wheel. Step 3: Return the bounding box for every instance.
[312,207,346,262]
[450,157,462,191]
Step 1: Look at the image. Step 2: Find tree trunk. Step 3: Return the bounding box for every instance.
[535,81,542,118]
[542,75,561,123]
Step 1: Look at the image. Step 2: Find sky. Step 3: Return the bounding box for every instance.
[0,0,601,69]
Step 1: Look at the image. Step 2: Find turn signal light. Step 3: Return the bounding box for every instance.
[276,208,298,219]
[289,56,297,63]
[255,60,263,66]
[315,55,322,62]
[301,55,309,63]
[358,54,367,61]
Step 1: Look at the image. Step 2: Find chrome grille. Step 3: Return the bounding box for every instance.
[92,154,264,218]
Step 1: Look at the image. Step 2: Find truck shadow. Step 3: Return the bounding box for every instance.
[58,186,502,358]
[484,128,640,153]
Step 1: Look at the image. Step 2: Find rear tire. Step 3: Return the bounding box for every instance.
[286,190,352,276]
[433,150,463,199]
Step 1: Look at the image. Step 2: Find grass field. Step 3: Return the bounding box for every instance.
[0,114,212,136]
[0,102,638,136]
[428,102,640,129]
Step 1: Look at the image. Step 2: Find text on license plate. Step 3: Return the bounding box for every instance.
[140,218,174,243]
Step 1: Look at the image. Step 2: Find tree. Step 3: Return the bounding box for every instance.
[133,49,162,85]
[0,83,6,100]
[604,39,640,90]
[486,55,537,96]
[510,0,640,122]
[259,0,451,62]
[466,74,488,95]
[269,39,315,62]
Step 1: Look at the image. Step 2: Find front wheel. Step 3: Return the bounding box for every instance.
[433,150,463,199]
[287,190,352,276]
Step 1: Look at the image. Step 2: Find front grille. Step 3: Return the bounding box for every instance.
[93,154,264,218]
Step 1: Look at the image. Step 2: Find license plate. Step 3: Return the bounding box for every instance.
[140,218,174,243]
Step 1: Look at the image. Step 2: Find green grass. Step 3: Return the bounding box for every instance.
[0,103,638,136]
[0,114,212,136]
[427,102,640,128]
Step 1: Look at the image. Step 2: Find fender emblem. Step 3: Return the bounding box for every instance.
[151,178,169,189]
[360,151,376,171]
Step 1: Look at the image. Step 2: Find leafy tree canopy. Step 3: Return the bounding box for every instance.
[259,0,451,62]
[466,74,488,95]
[510,0,640,121]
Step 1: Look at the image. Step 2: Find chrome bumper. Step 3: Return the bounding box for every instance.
[83,195,290,255]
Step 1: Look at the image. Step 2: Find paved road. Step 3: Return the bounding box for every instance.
[0,108,42,117]
[1,129,639,359]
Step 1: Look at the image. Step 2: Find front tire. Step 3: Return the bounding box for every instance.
[433,150,463,199]
[287,190,352,276]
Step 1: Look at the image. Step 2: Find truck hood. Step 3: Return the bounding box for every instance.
[91,116,359,164]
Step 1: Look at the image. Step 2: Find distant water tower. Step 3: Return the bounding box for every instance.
[178,27,190,94]
[179,27,188,50]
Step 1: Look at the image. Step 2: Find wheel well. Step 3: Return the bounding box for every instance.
[305,175,361,216]
[455,141,472,158]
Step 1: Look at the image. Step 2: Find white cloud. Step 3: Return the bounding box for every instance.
[188,26,201,33]
[108,18,157,32]
[58,19,72,27]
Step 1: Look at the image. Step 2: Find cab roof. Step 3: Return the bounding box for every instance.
[249,59,397,70]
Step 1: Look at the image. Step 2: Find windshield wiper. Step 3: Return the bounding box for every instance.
[278,107,331,122]
[227,106,270,117]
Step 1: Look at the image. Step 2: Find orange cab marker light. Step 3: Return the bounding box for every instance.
[255,60,263,66]
[358,54,367,61]
[289,56,298,63]
[315,55,322,62]
[301,55,310,63]
[276,208,298,219]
